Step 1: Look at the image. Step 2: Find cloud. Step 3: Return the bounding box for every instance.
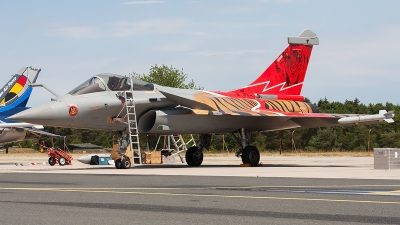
[193,50,266,56]
[191,31,211,37]
[260,0,294,3]
[49,19,188,39]
[53,26,104,39]
[151,44,194,52]
[217,6,262,13]
[124,1,164,4]
[111,19,187,37]
[303,24,400,104]
[198,22,283,29]
[314,23,400,78]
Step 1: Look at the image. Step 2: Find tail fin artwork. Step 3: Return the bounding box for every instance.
[0,67,41,113]
[226,29,319,101]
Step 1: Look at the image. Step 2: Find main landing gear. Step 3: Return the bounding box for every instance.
[185,146,203,166]
[240,146,260,167]
[229,128,260,167]
[184,129,260,167]
[185,134,210,167]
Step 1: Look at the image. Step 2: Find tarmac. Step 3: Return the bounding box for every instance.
[0,155,398,180]
[1,154,400,224]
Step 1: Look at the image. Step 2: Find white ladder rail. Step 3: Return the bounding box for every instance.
[153,134,196,163]
[124,81,142,165]
[169,135,185,163]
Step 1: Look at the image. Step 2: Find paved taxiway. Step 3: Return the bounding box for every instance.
[0,155,399,179]
[0,156,399,224]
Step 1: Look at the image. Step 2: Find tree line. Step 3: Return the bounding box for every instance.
[245,98,399,152]
[13,65,399,152]
[27,97,399,153]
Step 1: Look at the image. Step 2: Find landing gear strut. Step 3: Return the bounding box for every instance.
[241,146,260,167]
[115,131,131,169]
[185,130,260,167]
[184,134,210,167]
[230,128,260,167]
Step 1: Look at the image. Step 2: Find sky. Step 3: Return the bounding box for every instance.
[0,0,399,107]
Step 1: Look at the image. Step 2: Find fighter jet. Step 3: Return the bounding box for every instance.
[9,29,395,167]
[0,66,62,145]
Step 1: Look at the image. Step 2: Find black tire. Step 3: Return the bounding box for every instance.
[115,159,122,169]
[185,146,203,167]
[90,155,99,165]
[48,157,56,166]
[241,146,260,167]
[121,158,131,169]
[58,157,66,166]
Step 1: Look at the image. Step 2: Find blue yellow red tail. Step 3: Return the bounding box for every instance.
[0,67,41,113]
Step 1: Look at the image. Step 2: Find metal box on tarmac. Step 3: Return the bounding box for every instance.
[374,148,400,170]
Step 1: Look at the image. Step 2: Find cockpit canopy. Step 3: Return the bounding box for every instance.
[68,73,154,96]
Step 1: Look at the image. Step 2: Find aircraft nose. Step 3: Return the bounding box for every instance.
[8,101,64,125]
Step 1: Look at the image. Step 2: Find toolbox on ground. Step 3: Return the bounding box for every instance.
[98,156,113,165]
[141,153,151,164]
[162,155,175,164]
[150,151,162,164]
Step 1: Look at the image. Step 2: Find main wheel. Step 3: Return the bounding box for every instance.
[241,146,260,167]
[48,157,56,166]
[115,159,122,169]
[185,146,203,167]
[58,157,66,166]
[121,158,131,169]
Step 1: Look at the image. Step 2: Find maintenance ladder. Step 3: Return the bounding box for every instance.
[155,135,196,163]
[124,89,142,166]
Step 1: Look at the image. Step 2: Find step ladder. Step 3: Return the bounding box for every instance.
[123,87,142,166]
[171,135,196,163]
[155,135,196,163]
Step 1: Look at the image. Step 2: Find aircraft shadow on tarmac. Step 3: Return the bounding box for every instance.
[71,163,350,170]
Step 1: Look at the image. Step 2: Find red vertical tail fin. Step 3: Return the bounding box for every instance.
[228,29,319,100]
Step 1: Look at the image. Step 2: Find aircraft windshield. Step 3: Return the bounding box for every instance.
[68,77,107,96]
[68,73,154,96]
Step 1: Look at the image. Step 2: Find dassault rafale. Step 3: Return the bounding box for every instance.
[9,29,394,167]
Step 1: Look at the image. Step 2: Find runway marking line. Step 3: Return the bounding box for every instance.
[368,190,400,196]
[218,185,400,188]
[1,187,400,205]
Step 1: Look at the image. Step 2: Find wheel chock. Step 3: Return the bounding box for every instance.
[240,163,263,167]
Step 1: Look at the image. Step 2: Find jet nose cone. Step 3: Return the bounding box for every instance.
[8,101,58,125]
[77,155,91,164]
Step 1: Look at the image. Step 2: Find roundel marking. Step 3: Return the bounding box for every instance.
[69,105,79,117]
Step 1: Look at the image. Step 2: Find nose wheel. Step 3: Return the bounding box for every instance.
[121,158,131,169]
